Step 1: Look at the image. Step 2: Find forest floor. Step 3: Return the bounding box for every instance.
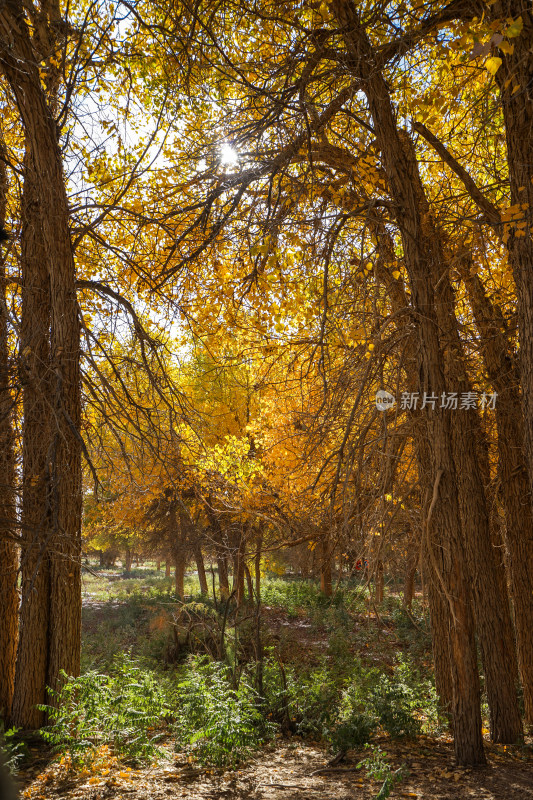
[16,734,533,800]
[12,565,533,800]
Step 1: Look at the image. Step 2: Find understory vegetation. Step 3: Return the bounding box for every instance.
[32,565,442,772]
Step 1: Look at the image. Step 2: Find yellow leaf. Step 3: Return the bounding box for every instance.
[392,270,401,279]
[486,56,502,75]
[505,16,523,38]
[499,41,514,55]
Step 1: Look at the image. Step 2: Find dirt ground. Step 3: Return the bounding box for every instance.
[17,734,533,800]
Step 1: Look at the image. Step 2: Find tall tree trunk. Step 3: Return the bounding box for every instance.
[375,221,455,721]
[11,155,52,730]
[124,548,132,574]
[491,2,533,730]
[434,267,522,743]
[1,1,82,722]
[0,141,18,721]
[460,262,533,725]
[331,2,484,764]
[165,560,171,578]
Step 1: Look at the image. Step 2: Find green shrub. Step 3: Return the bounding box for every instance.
[328,713,377,752]
[174,657,276,767]
[368,674,421,738]
[0,722,26,774]
[357,745,408,800]
[39,656,170,764]
[366,654,438,738]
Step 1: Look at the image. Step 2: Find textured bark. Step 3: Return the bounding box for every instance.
[460,262,533,725]
[374,217,454,724]
[490,2,533,729]
[0,142,18,721]
[2,0,82,724]
[331,1,484,764]
[165,560,171,578]
[434,267,522,743]
[11,156,52,730]
[427,569,455,720]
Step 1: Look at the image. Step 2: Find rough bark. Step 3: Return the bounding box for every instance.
[0,141,18,721]
[460,261,533,725]
[11,156,52,730]
[375,220,455,720]
[489,2,533,730]
[433,263,522,742]
[331,0,484,764]
[1,0,82,723]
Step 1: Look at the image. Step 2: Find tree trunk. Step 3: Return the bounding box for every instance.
[165,560,171,578]
[174,557,185,600]
[244,564,254,601]
[320,537,332,596]
[194,543,208,595]
[254,529,263,602]
[124,548,132,574]
[216,553,228,598]
[402,541,418,611]
[427,570,455,721]
[1,2,82,722]
[233,528,246,607]
[434,266,522,743]
[0,141,18,721]
[331,3,485,763]
[491,2,533,730]
[375,560,384,604]
[11,155,52,730]
[156,560,161,571]
[169,500,187,600]
[460,262,533,726]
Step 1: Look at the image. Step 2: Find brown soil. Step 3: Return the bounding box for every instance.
[17,735,533,800]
